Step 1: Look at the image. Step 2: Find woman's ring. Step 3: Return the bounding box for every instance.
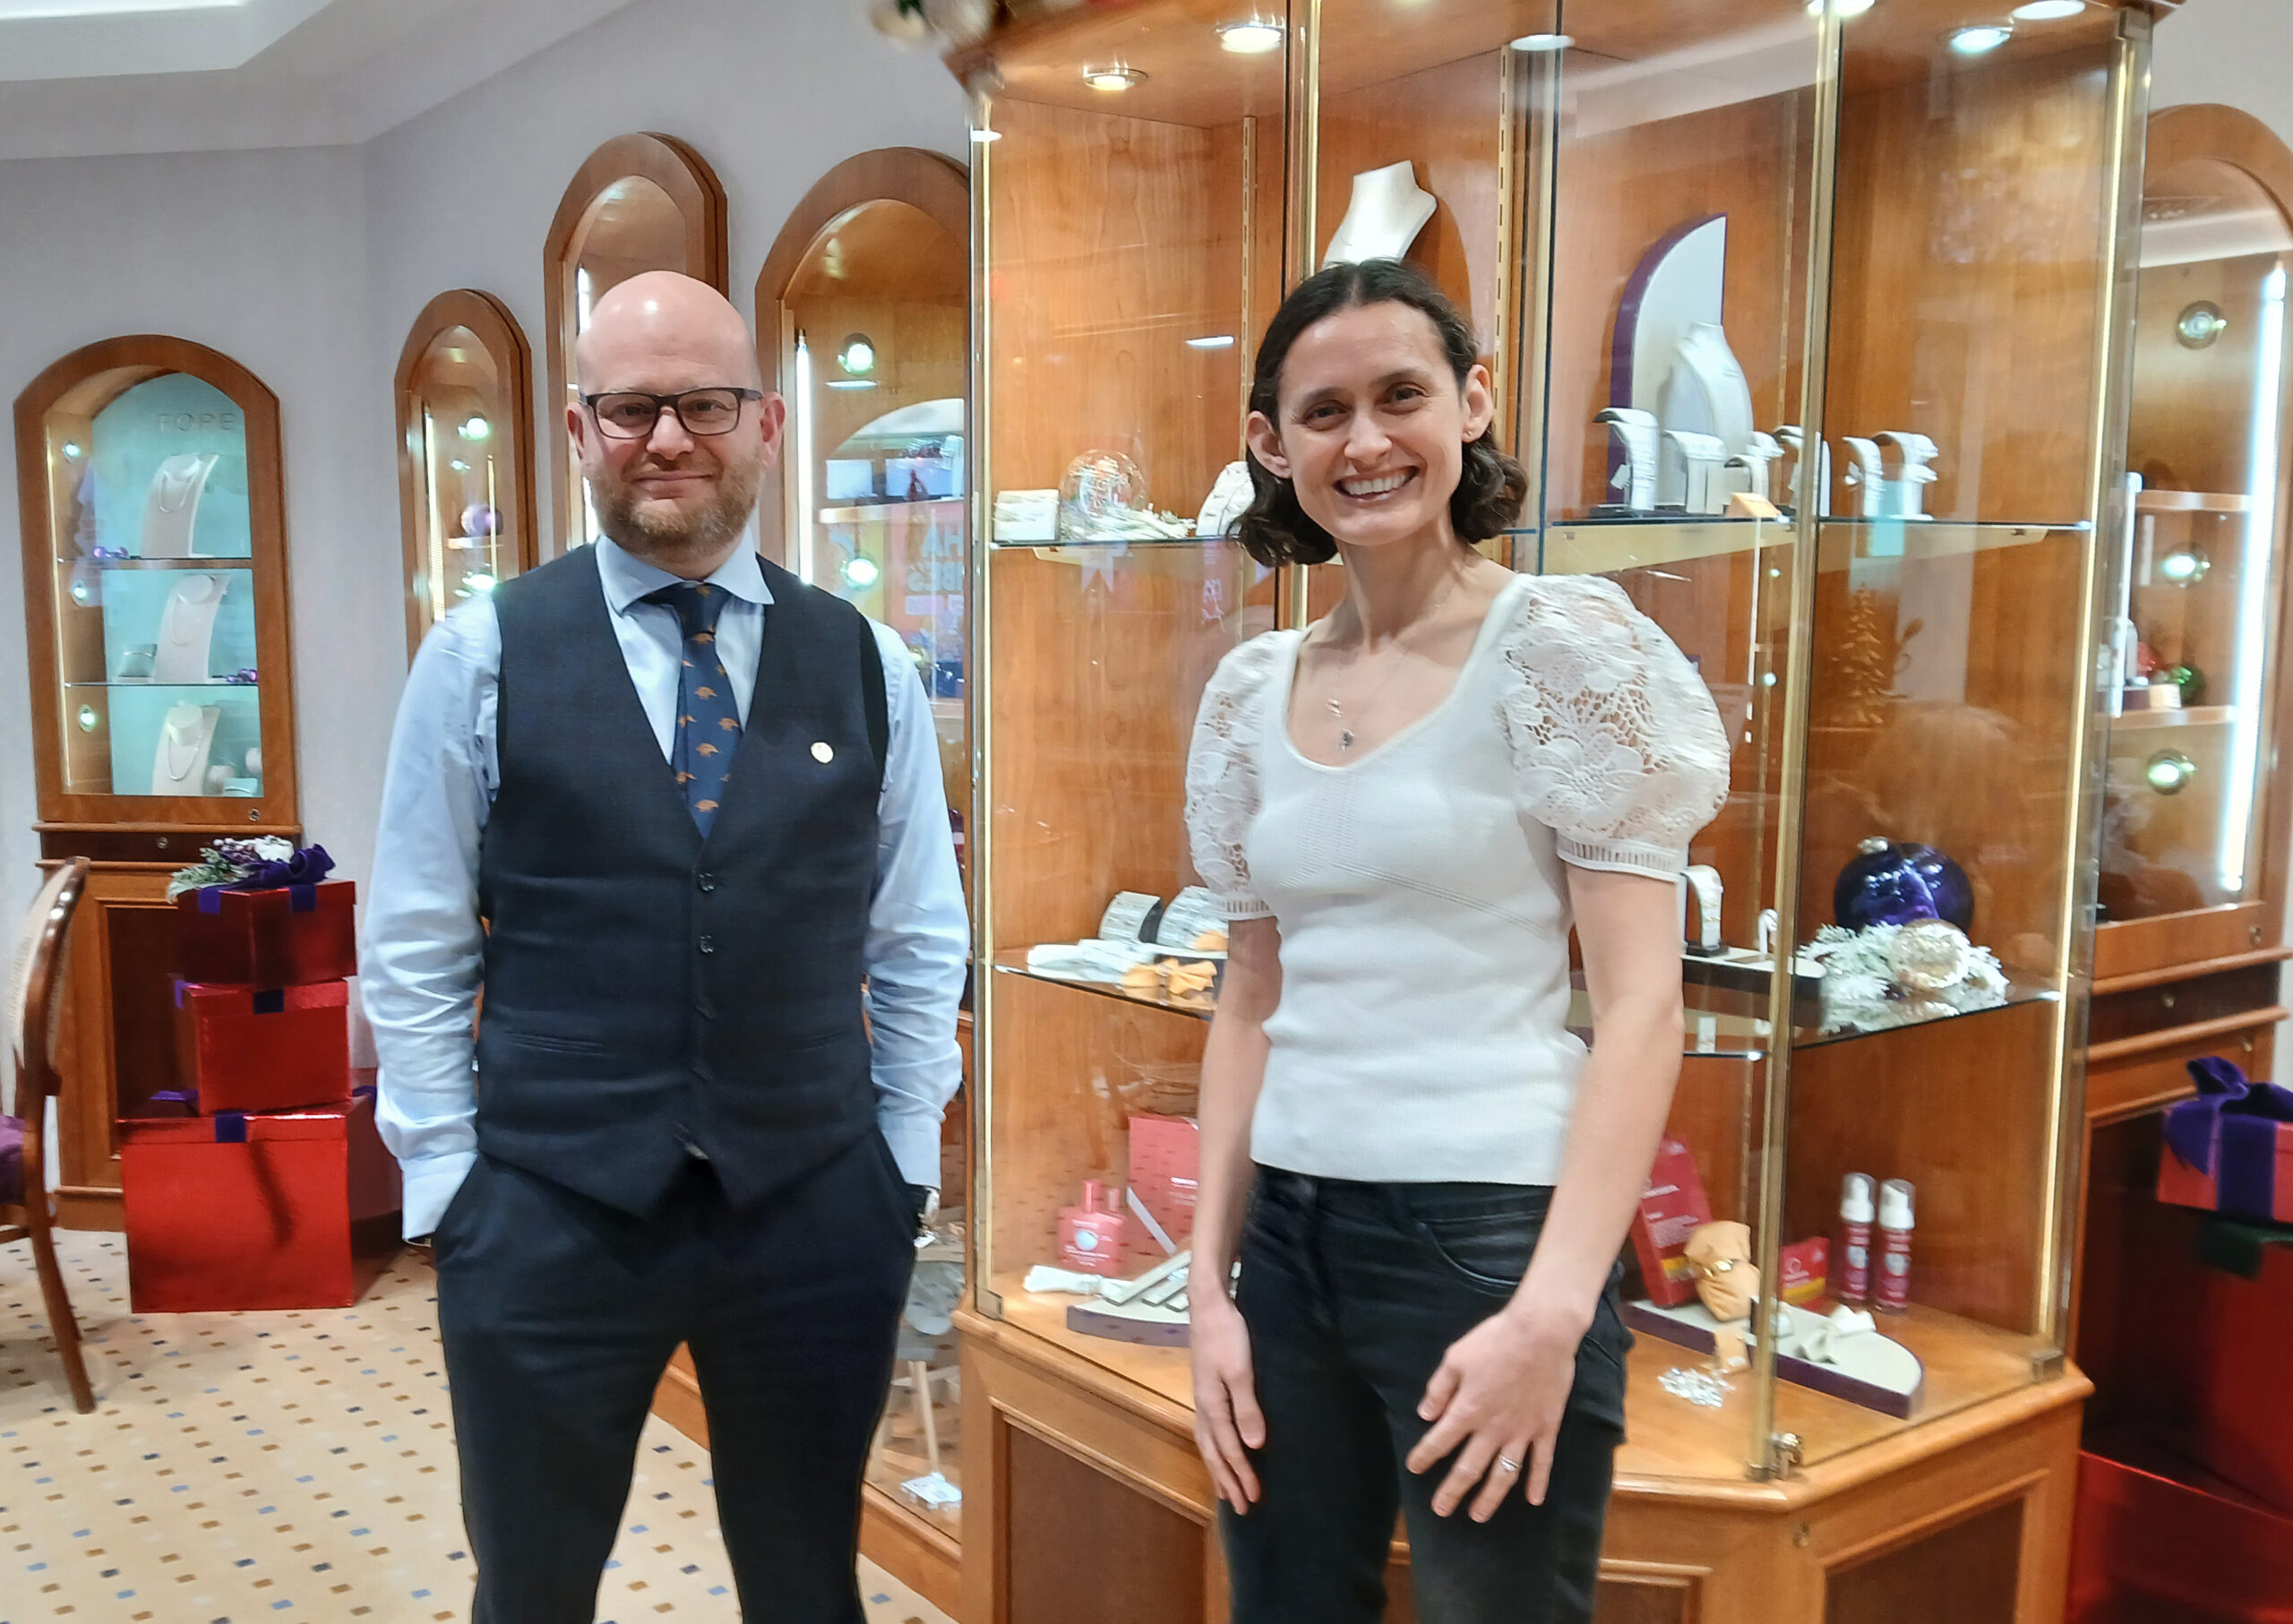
[1495,1455,1522,1474]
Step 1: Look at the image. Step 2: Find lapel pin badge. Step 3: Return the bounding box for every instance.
[812,741,835,763]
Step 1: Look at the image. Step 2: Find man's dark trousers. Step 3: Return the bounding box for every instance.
[434,1134,916,1623]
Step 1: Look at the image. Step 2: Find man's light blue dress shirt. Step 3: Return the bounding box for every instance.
[361,537,969,1239]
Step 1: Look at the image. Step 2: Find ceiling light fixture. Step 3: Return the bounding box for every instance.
[837,334,876,376]
[1082,64,1145,91]
[842,555,881,589]
[61,441,81,459]
[2144,750,2196,795]
[458,414,492,442]
[2010,0,2084,18]
[1509,32,1574,51]
[1215,18,1283,54]
[1948,21,2014,52]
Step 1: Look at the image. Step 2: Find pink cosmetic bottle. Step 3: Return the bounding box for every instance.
[1059,1180,1129,1276]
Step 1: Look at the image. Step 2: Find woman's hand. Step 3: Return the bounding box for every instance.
[1190,1291,1266,1512]
[1405,1302,1585,1521]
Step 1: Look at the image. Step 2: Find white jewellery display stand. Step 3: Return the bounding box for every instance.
[151,702,221,796]
[1321,160,1438,267]
[150,572,226,684]
[139,452,218,558]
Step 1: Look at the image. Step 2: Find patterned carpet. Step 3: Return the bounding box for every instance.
[1,1230,952,1624]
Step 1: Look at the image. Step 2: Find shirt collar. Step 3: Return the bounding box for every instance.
[594,533,774,614]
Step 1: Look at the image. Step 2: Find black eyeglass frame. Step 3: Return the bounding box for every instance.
[579,386,766,439]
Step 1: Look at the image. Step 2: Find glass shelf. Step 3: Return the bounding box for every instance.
[54,555,255,571]
[2110,704,2237,730]
[1527,517,2088,576]
[64,679,259,691]
[992,951,1215,1021]
[988,531,1223,552]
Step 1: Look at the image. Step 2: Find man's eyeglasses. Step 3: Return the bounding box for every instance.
[580,387,764,441]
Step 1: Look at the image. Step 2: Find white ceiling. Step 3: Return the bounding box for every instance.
[0,0,641,160]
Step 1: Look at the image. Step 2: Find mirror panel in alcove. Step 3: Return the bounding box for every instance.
[543,133,728,553]
[395,290,537,656]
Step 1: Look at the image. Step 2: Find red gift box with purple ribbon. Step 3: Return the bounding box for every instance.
[121,1088,399,1312]
[168,977,351,1117]
[2156,1058,2293,1224]
[174,872,356,990]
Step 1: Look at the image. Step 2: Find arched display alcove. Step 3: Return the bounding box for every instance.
[541,132,728,554]
[393,289,537,657]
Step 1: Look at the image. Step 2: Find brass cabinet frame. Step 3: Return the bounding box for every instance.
[540,132,729,555]
[391,288,538,659]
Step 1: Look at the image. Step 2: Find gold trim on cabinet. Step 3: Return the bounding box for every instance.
[966,75,1002,1321]
[1748,2,1845,1484]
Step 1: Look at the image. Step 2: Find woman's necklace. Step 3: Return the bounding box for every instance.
[1324,568,1465,752]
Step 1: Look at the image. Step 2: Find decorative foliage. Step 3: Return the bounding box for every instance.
[167,837,335,902]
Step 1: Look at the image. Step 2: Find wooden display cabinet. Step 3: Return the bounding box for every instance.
[541,132,728,554]
[952,1,2160,1620]
[393,288,539,657]
[13,334,300,1226]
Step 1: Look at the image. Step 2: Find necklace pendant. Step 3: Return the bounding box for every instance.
[1327,698,1344,718]
[1338,728,1355,751]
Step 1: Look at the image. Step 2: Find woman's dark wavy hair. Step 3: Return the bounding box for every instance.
[1232,258,1527,568]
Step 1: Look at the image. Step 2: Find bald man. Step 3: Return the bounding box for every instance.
[362,271,967,1623]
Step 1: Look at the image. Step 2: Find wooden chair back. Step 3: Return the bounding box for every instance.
[7,858,89,1126]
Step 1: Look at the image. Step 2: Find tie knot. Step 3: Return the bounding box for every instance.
[642,580,729,640]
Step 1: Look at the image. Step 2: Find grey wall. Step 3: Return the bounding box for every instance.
[0,0,966,937]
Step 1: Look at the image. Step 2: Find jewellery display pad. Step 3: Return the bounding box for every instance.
[949,2,2151,1618]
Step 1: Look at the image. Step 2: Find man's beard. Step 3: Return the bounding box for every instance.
[588,451,763,571]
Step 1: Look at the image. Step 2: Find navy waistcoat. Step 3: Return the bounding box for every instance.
[475,544,883,1216]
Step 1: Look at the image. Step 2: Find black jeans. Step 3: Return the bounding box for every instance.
[1222,1167,1630,1624]
[434,1133,917,1624]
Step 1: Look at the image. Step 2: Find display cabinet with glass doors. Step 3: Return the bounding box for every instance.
[394,289,538,657]
[2071,101,2293,1622]
[13,333,299,1224]
[952,3,2154,1620]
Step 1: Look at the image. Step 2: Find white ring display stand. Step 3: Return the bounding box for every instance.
[150,573,227,685]
[140,452,219,558]
[1321,161,1438,268]
[152,702,221,796]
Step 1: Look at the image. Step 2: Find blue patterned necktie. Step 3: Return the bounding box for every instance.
[643,580,740,837]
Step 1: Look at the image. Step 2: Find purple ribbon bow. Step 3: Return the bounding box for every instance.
[2163,1056,2293,1218]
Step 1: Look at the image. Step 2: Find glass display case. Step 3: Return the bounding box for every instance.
[393,289,538,656]
[954,2,2153,1619]
[542,133,728,554]
[2094,115,2293,980]
[15,333,300,1222]
[17,335,297,831]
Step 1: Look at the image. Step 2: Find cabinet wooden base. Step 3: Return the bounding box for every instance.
[958,1303,2089,1624]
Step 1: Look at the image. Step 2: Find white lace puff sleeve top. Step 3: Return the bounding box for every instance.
[1183,571,1730,1185]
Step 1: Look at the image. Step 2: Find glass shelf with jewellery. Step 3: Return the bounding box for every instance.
[950,0,2155,1614]
[18,335,297,833]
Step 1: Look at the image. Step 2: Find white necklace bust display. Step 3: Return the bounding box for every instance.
[1321,160,1438,268]
[140,452,219,558]
[152,702,221,795]
[150,572,227,684]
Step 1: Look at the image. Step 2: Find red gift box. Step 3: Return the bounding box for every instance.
[172,977,351,1116]
[2070,1446,2293,1624]
[1631,1136,1713,1307]
[2157,1060,2293,1225]
[174,879,357,989]
[121,1089,399,1312]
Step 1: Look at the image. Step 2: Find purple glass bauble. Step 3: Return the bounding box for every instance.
[1834,838,1973,932]
[459,502,499,538]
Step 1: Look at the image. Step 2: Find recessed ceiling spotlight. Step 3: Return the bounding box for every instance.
[1806,0,1877,16]
[1508,32,1574,51]
[837,334,876,376]
[1185,334,1237,349]
[459,414,492,442]
[61,441,82,459]
[1082,64,1145,91]
[1948,21,2014,52]
[1215,18,1283,54]
[2011,0,2084,18]
[842,555,882,589]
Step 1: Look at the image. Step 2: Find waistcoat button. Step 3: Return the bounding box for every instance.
[696,872,717,892]
[698,935,717,955]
